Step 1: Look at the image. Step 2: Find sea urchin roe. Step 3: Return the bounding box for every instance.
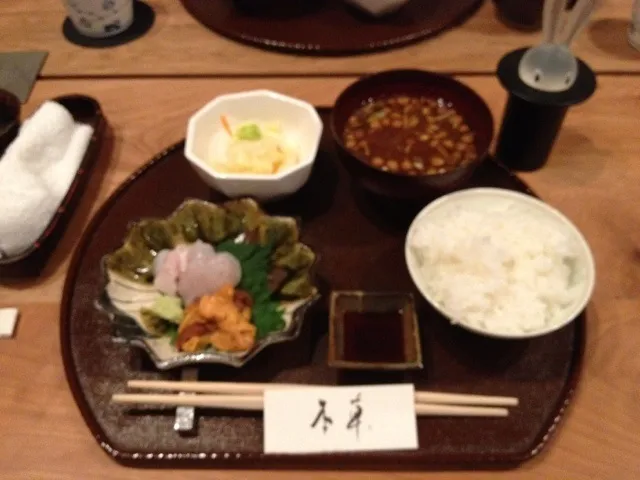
[343,96,477,175]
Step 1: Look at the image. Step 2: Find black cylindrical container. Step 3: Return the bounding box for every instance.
[495,97,569,171]
[495,48,596,171]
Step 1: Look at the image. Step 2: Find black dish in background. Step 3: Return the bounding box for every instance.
[180,0,483,56]
[231,0,327,17]
[492,0,578,32]
[492,0,543,31]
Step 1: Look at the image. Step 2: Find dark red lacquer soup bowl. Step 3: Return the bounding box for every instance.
[331,69,495,200]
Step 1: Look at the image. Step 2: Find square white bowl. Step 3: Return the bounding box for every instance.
[184,90,323,201]
[343,0,410,17]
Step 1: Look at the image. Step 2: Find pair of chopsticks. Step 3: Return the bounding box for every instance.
[112,381,518,418]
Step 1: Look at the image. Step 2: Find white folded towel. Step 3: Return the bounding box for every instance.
[43,124,94,198]
[0,161,56,257]
[10,101,75,174]
[0,101,95,258]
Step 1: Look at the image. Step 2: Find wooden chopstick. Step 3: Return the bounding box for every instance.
[111,393,509,417]
[113,393,263,411]
[126,380,519,407]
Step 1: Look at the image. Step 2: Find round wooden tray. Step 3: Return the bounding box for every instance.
[61,108,585,469]
[180,0,483,56]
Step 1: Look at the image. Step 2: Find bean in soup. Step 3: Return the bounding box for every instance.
[343,95,477,175]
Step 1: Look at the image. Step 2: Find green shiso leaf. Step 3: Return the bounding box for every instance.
[216,239,285,339]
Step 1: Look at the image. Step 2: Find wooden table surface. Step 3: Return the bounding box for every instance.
[1,0,639,76]
[1,1,640,479]
[1,76,639,480]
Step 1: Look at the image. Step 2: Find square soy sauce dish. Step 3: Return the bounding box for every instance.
[328,291,423,370]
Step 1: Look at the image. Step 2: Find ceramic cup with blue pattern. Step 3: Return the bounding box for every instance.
[64,0,134,38]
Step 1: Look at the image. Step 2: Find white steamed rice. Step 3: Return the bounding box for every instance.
[409,199,583,334]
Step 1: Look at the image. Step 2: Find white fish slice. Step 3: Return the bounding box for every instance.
[106,281,160,304]
[107,269,156,293]
[177,251,241,305]
[111,298,156,315]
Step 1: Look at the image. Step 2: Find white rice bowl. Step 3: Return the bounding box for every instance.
[405,188,595,339]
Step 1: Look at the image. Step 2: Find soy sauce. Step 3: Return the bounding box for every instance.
[342,311,405,363]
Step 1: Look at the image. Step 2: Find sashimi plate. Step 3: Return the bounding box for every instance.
[95,198,320,369]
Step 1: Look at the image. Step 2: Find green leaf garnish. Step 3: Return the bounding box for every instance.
[148,295,184,324]
[217,239,285,339]
[252,300,286,340]
[166,323,179,345]
[139,309,178,337]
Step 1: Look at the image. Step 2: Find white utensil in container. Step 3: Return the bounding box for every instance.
[518,0,596,93]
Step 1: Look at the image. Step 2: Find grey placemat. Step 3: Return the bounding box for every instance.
[0,51,48,103]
